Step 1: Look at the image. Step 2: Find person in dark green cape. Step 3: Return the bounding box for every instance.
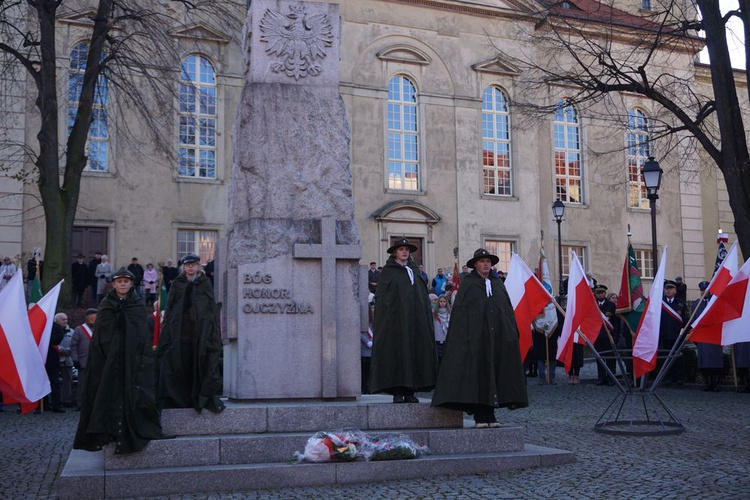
[431,248,528,427]
[369,238,437,403]
[156,254,224,413]
[74,267,163,453]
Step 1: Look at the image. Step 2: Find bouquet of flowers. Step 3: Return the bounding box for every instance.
[360,434,429,461]
[294,430,368,463]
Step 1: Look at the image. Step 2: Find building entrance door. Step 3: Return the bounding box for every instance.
[72,226,108,259]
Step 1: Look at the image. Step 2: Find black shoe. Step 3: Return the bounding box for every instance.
[51,408,66,414]
[701,385,714,392]
[596,380,606,386]
[392,395,405,404]
[63,403,75,408]
[403,395,419,403]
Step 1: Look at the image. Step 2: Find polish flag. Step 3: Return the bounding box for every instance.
[506,253,554,362]
[692,241,739,330]
[632,246,669,378]
[556,251,602,372]
[0,271,51,406]
[27,279,64,360]
[707,241,738,296]
[690,256,750,346]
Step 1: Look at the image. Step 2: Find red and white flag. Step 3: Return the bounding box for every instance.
[506,253,554,362]
[632,246,669,378]
[556,251,602,372]
[27,279,64,361]
[707,241,738,296]
[0,271,51,406]
[692,241,739,330]
[690,256,750,346]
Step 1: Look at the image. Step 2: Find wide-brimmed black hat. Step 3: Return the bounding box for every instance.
[387,238,418,254]
[466,248,499,269]
[111,267,135,281]
[181,253,201,265]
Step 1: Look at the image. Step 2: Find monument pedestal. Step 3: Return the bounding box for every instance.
[59,398,574,498]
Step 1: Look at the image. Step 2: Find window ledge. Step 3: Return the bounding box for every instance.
[175,176,223,185]
[481,194,517,201]
[82,169,115,178]
[385,188,426,196]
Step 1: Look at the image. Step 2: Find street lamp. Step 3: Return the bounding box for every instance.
[642,156,663,270]
[552,198,565,295]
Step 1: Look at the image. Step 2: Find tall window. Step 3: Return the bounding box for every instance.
[482,86,512,196]
[387,75,419,191]
[177,229,217,264]
[68,43,109,172]
[553,100,583,203]
[561,245,587,277]
[484,240,514,273]
[627,109,651,209]
[634,248,654,279]
[179,55,217,179]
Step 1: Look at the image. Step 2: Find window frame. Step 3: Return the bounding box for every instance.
[178,54,218,180]
[482,85,513,197]
[626,108,651,209]
[386,74,421,192]
[634,248,655,279]
[68,41,109,173]
[482,239,516,274]
[176,228,218,264]
[553,100,584,204]
[561,245,587,277]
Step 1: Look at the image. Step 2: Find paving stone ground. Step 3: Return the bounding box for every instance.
[3,360,749,499]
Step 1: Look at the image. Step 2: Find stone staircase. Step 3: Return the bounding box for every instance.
[59,396,574,498]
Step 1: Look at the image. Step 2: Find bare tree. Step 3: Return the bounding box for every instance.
[500,0,750,258]
[0,0,243,301]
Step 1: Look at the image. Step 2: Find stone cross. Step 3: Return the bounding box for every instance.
[294,216,361,397]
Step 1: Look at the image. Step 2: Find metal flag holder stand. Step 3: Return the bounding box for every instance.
[593,348,685,435]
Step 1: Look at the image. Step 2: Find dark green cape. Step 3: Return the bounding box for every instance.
[369,257,437,394]
[156,273,224,413]
[431,271,528,411]
[73,288,163,453]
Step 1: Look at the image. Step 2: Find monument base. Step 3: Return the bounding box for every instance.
[59,396,574,498]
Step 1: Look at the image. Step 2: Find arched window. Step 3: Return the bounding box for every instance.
[627,109,651,209]
[68,43,109,171]
[178,55,217,179]
[387,75,419,191]
[553,100,583,204]
[482,86,512,196]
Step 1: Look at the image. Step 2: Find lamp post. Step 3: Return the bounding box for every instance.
[552,198,565,295]
[642,156,663,270]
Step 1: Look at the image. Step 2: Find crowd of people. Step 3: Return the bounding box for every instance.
[0,253,224,455]
[362,247,750,422]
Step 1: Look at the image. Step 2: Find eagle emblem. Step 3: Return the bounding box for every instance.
[259,5,333,81]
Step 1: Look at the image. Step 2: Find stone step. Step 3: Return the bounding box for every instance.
[60,444,575,499]
[104,426,525,470]
[160,397,462,436]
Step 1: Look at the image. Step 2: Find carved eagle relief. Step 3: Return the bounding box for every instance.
[259,5,333,80]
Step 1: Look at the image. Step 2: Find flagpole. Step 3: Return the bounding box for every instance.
[576,330,628,393]
[731,345,738,390]
[650,248,728,392]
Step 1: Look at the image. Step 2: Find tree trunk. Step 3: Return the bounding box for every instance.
[698,1,750,259]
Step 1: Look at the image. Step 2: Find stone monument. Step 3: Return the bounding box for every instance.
[224,0,361,400]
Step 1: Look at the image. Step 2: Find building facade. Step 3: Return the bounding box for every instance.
[1,0,734,297]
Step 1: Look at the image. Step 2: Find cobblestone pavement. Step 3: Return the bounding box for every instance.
[3,360,749,499]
